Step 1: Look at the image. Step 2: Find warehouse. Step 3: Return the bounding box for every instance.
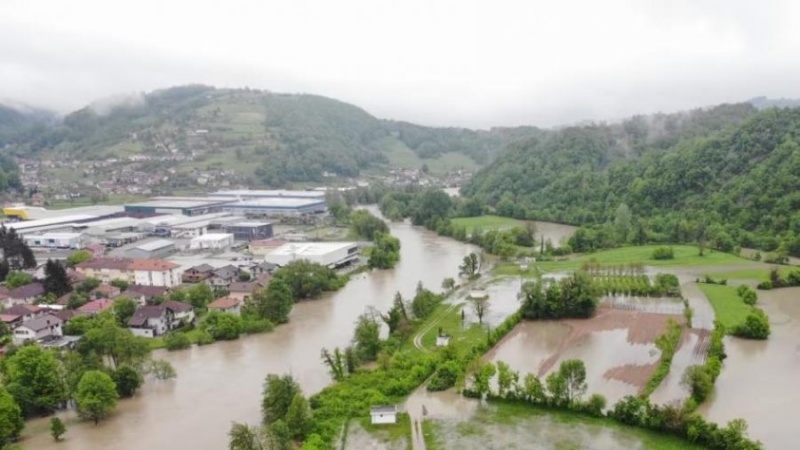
[5,214,103,235]
[209,190,326,200]
[222,198,327,217]
[23,232,85,249]
[125,239,176,259]
[222,221,274,241]
[264,242,359,268]
[2,204,124,221]
[124,198,233,217]
[189,233,235,251]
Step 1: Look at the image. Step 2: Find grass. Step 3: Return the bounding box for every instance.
[379,137,480,173]
[703,266,794,281]
[421,420,444,450]
[697,284,753,329]
[146,328,208,350]
[451,215,524,232]
[495,245,751,276]
[420,303,488,352]
[479,401,705,450]
[357,413,412,449]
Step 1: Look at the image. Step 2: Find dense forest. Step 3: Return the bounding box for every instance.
[463,104,800,256]
[1,85,539,185]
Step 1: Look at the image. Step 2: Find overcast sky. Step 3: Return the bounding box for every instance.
[1,0,799,128]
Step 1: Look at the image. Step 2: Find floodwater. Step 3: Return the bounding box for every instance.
[22,218,480,450]
[698,287,800,450]
[649,331,706,405]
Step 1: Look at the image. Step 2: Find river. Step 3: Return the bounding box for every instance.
[23,218,481,449]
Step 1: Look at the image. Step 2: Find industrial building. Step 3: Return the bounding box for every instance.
[189,233,235,251]
[125,240,176,259]
[5,214,107,235]
[221,198,327,217]
[124,198,233,217]
[23,232,85,249]
[222,221,274,241]
[208,190,326,200]
[2,204,124,221]
[264,242,359,268]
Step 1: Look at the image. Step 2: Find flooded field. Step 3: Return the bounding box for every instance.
[487,308,679,405]
[423,401,702,450]
[649,329,708,405]
[698,287,800,450]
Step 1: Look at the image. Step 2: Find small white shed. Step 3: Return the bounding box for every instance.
[370,405,397,425]
[436,333,451,347]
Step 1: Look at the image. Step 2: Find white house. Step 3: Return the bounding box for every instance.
[189,233,235,251]
[128,259,183,288]
[370,405,397,425]
[13,314,63,345]
[128,305,174,338]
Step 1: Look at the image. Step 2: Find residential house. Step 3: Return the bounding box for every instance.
[125,285,169,305]
[250,261,278,277]
[164,300,195,326]
[90,284,121,300]
[182,264,214,283]
[78,299,113,315]
[75,258,132,284]
[129,259,183,288]
[13,314,63,345]
[3,304,43,324]
[207,297,242,316]
[0,314,22,329]
[0,287,9,308]
[207,265,240,289]
[7,283,45,305]
[370,405,397,425]
[228,277,270,303]
[128,305,174,338]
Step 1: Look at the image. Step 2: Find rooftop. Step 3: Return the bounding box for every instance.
[128,259,181,271]
[24,232,84,239]
[127,199,231,209]
[228,198,325,208]
[208,297,241,309]
[5,214,99,231]
[20,314,63,331]
[210,189,325,199]
[78,299,113,313]
[129,305,167,326]
[370,405,397,414]
[77,257,133,270]
[8,283,44,299]
[250,239,287,247]
[268,242,357,257]
[191,233,234,242]
[228,221,272,227]
[131,239,175,252]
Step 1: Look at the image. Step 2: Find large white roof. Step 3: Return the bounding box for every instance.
[190,233,234,242]
[269,242,356,257]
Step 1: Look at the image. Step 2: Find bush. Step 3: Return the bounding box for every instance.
[164,332,192,351]
[736,285,758,306]
[195,329,215,346]
[731,309,770,340]
[242,318,274,334]
[651,247,674,260]
[427,360,459,391]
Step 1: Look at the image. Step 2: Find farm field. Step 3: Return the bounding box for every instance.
[696,284,753,329]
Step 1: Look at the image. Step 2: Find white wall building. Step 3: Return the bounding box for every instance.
[23,232,84,249]
[370,405,397,425]
[264,242,359,268]
[13,315,63,345]
[128,260,183,287]
[190,233,235,251]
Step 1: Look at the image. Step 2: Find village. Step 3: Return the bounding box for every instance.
[0,189,365,349]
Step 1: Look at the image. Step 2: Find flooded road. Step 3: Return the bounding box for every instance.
[23,219,478,450]
[698,287,800,450]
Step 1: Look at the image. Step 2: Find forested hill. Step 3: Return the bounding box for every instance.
[3,85,540,185]
[462,104,800,256]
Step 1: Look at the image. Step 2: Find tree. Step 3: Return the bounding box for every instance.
[110,278,129,290]
[254,278,293,324]
[201,311,243,340]
[272,260,344,299]
[78,317,150,370]
[0,226,36,270]
[0,386,23,445]
[228,423,264,450]
[468,292,490,324]
[76,370,119,424]
[164,332,192,351]
[411,285,442,320]
[148,360,177,380]
[4,271,32,289]
[187,283,214,309]
[112,365,143,397]
[113,296,137,326]
[441,277,456,291]
[262,374,300,425]
[284,393,312,440]
[4,346,67,416]
[50,416,66,441]
[43,259,71,297]
[320,348,346,381]
[368,233,401,269]
[349,209,389,240]
[459,252,481,279]
[557,359,587,403]
[352,311,381,361]
[614,203,632,242]
[238,271,252,282]
[470,361,496,398]
[66,249,93,267]
[731,309,771,339]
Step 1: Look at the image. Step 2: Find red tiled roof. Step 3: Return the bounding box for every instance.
[207,297,241,310]
[250,239,287,247]
[78,299,113,313]
[127,259,180,271]
[8,283,44,299]
[76,258,132,270]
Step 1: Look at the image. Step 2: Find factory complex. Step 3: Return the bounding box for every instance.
[2,189,361,272]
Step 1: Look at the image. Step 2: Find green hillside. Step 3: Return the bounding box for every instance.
[462,104,800,256]
[5,86,540,185]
